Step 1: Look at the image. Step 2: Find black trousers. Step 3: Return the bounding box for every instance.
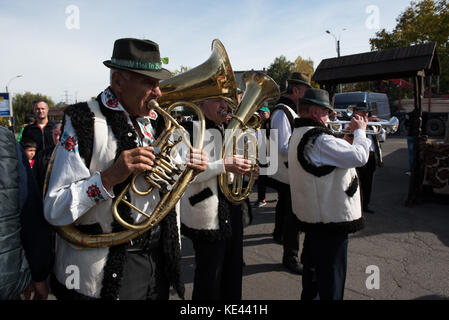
[191,205,243,300]
[300,231,348,300]
[50,246,169,300]
[266,177,300,258]
[257,175,267,202]
[118,247,169,300]
[356,152,376,210]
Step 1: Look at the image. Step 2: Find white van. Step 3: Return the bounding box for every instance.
[333,92,391,120]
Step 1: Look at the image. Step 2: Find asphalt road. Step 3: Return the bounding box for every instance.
[174,137,449,300]
[46,137,448,301]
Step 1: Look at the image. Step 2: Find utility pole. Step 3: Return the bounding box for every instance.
[326,29,346,93]
[336,38,341,58]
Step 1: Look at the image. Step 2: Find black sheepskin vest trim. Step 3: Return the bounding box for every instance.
[62,103,95,167]
[294,117,360,197]
[292,117,364,234]
[294,118,337,177]
[296,217,365,234]
[63,96,184,300]
[180,188,233,242]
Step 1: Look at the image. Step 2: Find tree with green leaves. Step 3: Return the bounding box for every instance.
[293,56,319,87]
[369,0,449,93]
[292,56,314,78]
[12,92,54,131]
[266,56,294,92]
[267,55,317,91]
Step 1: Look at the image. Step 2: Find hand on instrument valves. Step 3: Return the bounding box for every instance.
[344,115,368,144]
[101,146,156,191]
[349,114,368,132]
[187,148,209,176]
[224,155,253,176]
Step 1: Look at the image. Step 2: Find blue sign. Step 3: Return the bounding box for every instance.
[0,93,11,117]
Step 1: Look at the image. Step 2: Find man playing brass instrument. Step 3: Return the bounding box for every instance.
[180,97,253,300]
[44,38,207,300]
[288,88,370,300]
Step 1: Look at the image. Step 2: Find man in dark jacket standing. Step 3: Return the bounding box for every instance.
[21,100,55,156]
[0,127,53,299]
[33,122,62,196]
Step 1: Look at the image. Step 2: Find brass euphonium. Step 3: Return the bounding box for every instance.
[48,39,237,248]
[218,71,280,204]
[110,99,205,232]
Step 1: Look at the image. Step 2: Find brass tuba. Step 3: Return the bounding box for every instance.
[49,39,237,248]
[218,71,280,204]
[158,39,238,111]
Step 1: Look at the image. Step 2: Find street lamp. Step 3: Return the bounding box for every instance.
[6,74,23,93]
[5,75,23,131]
[325,29,346,58]
[326,29,346,93]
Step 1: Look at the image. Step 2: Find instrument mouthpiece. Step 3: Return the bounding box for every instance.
[148,99,160,109]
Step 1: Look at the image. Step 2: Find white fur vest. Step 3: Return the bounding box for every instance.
[288,123,364,233]
[180,122,233,241]
[49,99,183,299]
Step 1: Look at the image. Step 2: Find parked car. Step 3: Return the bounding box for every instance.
[333,91,391,121]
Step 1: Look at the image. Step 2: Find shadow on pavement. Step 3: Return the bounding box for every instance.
[242,263,286,276]
[414,295,449,300]
[352,148,449,247]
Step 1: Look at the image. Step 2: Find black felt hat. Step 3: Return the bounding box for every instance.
[103,38,171,80]
[287,72,312,88]
[299,88,333,111]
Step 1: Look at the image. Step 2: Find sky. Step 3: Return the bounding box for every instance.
[0,0,414,104]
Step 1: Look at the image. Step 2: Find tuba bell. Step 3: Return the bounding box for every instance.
[218,71,280,204]
[158,39,239,111]
[47,39,237,248]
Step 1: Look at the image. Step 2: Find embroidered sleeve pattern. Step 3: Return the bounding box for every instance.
[104,88,121,109]
[137,117,156,145]
[60,132,79,153]
[43,116,112,226]
[86,183,106,203]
